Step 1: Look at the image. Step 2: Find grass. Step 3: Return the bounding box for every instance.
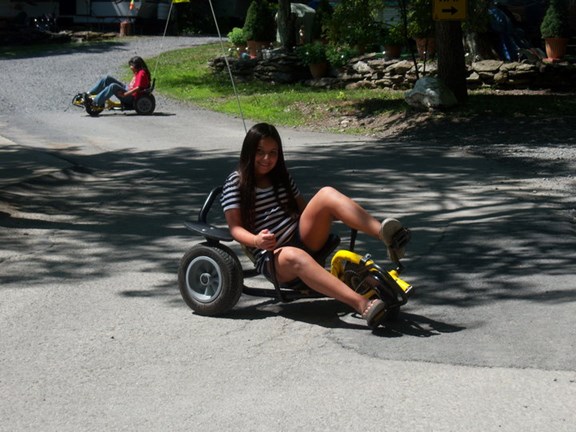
[148,43,576,135]
[150,43,408,131]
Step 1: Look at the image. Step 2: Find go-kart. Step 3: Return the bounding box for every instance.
[178,186,414,327]
[72,79,156,117]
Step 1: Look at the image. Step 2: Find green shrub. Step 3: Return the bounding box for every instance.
[243,0,276,41]
[382,20,405,46]
[540,0,570,38]
[295,42,327,65]
[227,27,247,46]
[324,0,382,51]
[407,0,434,38]
[326,44,359,68]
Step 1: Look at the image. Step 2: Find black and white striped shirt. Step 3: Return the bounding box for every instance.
[221,171,301,266]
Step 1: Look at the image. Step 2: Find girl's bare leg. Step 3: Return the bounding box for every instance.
[299,186,382,250]
[274,246,370,314]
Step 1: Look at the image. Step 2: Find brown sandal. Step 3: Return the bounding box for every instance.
[362,299,387,329]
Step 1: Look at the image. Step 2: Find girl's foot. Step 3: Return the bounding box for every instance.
[362,299,387,328]
[379,218,410,263]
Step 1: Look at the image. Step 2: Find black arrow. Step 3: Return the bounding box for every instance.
[441,6,458,14]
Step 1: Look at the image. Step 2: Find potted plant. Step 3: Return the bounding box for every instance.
[296,41,329,78]
[407,0,435,59]
[326,43,359,69]
[540,0,570,61]
[243,0,276,58]
[227,27,247,58]
[382,21,405,59]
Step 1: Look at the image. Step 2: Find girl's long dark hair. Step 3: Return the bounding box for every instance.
[129,56,151,80]
[238,123,299,230]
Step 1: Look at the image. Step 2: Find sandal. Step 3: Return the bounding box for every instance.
[379,218,411,263]
[362,299,387,329]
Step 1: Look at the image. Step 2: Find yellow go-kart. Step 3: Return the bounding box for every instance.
[71,79,156,117]
[178,186,414,327]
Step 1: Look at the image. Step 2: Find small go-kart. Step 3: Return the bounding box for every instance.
[72,79,156,117]
[178,186,414,327]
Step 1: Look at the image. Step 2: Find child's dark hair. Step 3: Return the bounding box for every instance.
[128,56,150,79]
[238,123,298,230]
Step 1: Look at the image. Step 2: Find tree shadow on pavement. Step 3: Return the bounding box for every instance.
[0,136,575,313]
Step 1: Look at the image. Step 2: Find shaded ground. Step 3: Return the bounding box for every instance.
[297,93,576,145]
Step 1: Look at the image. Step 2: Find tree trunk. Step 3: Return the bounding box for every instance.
[277,0,292,50]
[436,21,468,104]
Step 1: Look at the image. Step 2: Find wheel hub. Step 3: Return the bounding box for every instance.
[200,272,212,286]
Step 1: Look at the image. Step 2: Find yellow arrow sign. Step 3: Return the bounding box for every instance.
[433,0,467,21]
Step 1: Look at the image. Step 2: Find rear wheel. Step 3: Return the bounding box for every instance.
[135,94,155,115]
[178,244,243,316]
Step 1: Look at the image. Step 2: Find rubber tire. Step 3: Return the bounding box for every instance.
[85,103,103,117]
[134,94,155,115]
[178,243,243,316]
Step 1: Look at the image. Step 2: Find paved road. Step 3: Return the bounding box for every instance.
[1,36,575,431]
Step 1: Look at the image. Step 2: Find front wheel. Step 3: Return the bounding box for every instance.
[85,103,103,117]
[178,243,243,316]
[135,94,155,115]
[343,263,400,322]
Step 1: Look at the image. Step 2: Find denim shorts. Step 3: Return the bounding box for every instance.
[257,224,312,283]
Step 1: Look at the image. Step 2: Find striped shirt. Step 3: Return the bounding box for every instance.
[221,171,301,270]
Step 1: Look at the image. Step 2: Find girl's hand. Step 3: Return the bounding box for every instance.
[255,229,276,250]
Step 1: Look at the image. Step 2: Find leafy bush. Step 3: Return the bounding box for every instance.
[326,44,359,68]
[227,27,247,46]
[382,21,405,46]
[407,0,434,38]
[540,0,570,38]
[243,0,276,41]
[295,42,327,65]
[324,0,383,51]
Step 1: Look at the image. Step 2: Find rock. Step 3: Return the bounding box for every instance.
[404,76,458,110]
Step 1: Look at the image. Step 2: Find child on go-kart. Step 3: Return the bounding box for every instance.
[221,123,410,328]
[84,56,151,109]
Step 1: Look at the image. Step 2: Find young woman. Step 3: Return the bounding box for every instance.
[220,123,409,328]
[85,56,151,108]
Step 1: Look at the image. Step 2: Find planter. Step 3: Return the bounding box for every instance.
[544,37,568,61]
[415,37,436,60]
[384,44,402,59]
[309,62,329,79]
[247,40,271,59]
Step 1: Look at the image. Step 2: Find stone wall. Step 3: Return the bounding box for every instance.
[210,53,576,91]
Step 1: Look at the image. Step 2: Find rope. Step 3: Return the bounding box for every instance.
[153,0,247,133]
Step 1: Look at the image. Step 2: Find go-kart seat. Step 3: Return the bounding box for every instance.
[141,78,155,95]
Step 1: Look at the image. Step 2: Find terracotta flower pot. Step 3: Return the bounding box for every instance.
[384,44,402,59]
[309,62,329,79]
[544,37,568,61]
[415,37,436,60]
[246,40,270,59]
